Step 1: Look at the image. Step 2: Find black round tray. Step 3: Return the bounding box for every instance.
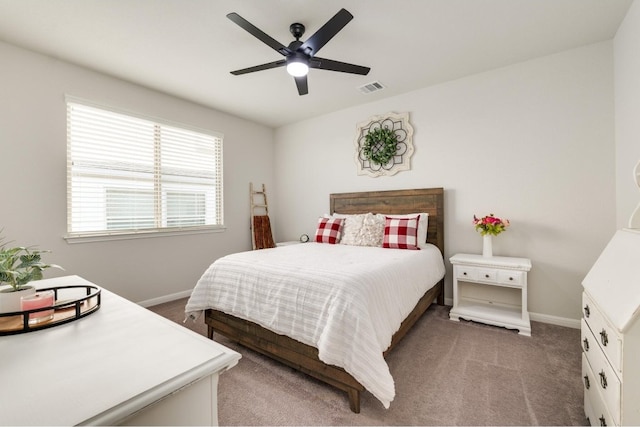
[0,285,101,336]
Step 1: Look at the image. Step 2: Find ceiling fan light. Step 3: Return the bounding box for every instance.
[286,60,309,77]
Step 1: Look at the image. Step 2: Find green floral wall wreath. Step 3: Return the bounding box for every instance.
[363,127,398,165]
[354,111,414,177]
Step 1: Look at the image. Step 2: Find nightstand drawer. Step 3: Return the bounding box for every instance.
[497,270,524,286]
[455,266,479,281]
[476,268,497,282]
[455,266,505,284]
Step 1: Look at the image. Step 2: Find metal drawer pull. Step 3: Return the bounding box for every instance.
[584,304,590,318]
[485,274,490,278]
[599,415,606,426]
[600,329,608,346]
[599,370,608,389]
[508,277,514,281]
[583,375,590,389]
[463,272,467,276]
[583,338,589,352]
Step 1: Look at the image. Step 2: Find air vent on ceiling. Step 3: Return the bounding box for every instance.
[357,81,386,94]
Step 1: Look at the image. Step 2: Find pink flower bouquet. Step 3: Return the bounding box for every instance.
[473,214,510,236]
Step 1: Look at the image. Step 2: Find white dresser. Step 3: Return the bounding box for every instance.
[449,253,532,336]
[0,275,241,426]
[581,229,640,426]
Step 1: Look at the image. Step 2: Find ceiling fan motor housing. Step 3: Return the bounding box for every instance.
[290,23,305,40]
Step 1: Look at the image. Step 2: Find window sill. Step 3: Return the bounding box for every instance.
[64,226,226,244]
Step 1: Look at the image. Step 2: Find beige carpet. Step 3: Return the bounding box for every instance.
[149,298,586,426]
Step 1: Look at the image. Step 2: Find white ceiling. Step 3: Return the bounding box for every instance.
[0,0,633,128]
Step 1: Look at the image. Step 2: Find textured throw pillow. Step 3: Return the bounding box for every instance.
[340,214,367,246]
[383,215,420,250]
[315,217,344,244]
[359,213,386,247]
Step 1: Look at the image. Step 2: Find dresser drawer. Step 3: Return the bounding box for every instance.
[582,293,622,374]
[582,319,621,425]
[582,352,616,427]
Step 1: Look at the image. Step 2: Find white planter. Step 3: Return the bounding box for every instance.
[0,285,36,314]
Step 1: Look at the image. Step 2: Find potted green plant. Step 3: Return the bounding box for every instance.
[0,239,63,314]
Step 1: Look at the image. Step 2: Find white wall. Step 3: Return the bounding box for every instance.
[273,42,616,322]
[615,0,640,229]
[0,41,274,303]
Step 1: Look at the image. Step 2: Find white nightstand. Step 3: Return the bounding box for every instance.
[276,241,302,246]
[449,253,532,336]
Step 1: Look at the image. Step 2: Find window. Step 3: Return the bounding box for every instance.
[66,99,223,241]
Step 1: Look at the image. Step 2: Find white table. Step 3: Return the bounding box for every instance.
[0,275,240,426]
[449,253,532,336]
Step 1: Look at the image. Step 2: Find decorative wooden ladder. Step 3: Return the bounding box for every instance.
[250,183,275,250]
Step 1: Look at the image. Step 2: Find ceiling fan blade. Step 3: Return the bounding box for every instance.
[310,57,370,75]
[230,59,286,75]
[299,8,353,56]
[227,12,292,56]
[294,75,308,96]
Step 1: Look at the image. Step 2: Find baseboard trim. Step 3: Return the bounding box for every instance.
[140,294,581,329]
[530,312,580,329]
[138,289,192,308]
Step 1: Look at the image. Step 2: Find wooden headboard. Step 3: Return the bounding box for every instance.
[329,188,445,256]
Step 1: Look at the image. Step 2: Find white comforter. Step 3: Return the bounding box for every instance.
[185,242,445,408]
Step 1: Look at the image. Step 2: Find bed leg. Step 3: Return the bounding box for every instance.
[207,325,214,340]
[437,280,445,305]
[347,388,360,413]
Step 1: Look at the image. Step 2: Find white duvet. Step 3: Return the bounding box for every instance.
[185,242,445,408]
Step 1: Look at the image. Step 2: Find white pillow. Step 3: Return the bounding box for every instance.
[381,213,429,248]
[359,213,385,247]
[331,213,385,247]
[340,214,367,246]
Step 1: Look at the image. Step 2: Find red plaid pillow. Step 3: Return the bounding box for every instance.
[383,215,420,250]
[315,217,344,244]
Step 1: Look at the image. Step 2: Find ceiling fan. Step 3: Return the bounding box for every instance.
[226,8,370,96]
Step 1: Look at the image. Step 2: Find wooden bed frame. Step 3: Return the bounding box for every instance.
[205,188,445,413]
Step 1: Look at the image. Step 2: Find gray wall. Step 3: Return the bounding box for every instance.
[0,41,275,303]
[615,0,640,229]
[273,42,617,325]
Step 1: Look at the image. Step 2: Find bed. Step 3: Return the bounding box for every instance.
[186,188,445,413]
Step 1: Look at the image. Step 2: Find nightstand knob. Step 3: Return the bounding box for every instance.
[583,375,590,389]
[599,370,608,389]
[484,274,490,278]
[583,338,589,352]
[462,272,467,276]
[583,304,590,318]
[508,277,514,281]
[600,329,608,346]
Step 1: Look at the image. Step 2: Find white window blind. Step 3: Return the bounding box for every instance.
[66,100,223,239]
